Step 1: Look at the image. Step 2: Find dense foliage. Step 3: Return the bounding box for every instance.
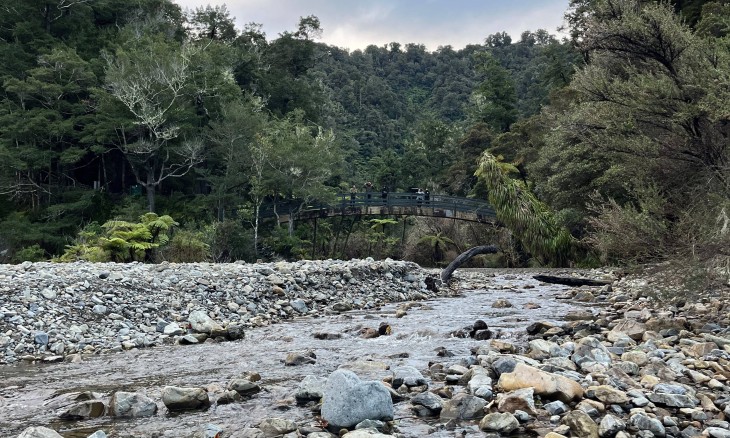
[0,0,727,279]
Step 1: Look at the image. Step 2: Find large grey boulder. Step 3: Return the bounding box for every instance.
[109,391,158,417]
[18,427,64,438]
[161,386,210,411]
[321,369,394,429]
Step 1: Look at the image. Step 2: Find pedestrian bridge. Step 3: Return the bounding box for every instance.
[267,192,497,224]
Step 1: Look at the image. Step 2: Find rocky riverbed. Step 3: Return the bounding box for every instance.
[2,261,730,438]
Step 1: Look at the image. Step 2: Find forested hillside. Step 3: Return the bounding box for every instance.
[1,0,728,282]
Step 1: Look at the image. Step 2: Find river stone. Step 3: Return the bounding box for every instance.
[480,412,519,433]
[498,362,584,402]
[109,391,158,417]
[321,369,394,429]
[621,350,649,366]
[163,322,184,336]
[440,393,487,420]
[341,429,391,437]
[647,392,697,408]
[609,320,647,341]
[58,400,106,419]
[228,378,261,396]
[18,427,64,438]
[290,299,308,314]
[497,387,537,415]
[161,386,210,411]
[411,391,443,413]
[629,413,665,436]
[87,432,107,438]
[34,331,49,346]
[285,351,316,366]
[544,400,570,416]
[706,428,730,438]
[188,310,223,334]
[572,337,612,368]
[258,418,297,437]
[562,410,599,438]
[588,385,630,405]
[392,366,427,388]
[599,414,626,438]
[295,375,327,404]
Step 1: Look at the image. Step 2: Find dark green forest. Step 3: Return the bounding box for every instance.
[0,0,728,281]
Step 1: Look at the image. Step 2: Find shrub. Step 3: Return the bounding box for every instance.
[584,186,668,264]
[158,230,210,262]
[11,244,46,263]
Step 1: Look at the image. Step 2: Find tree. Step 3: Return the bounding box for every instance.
[103,30,232,211]
[267,111,341,235]
[470,52,518,132]
[531,0,729,264]
[476,151,575,266]
[186,5,237,42]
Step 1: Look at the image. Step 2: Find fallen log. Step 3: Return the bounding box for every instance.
[533,275,611,287]
[440,245,499,283]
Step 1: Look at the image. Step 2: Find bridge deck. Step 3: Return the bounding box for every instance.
[269,192,497,224]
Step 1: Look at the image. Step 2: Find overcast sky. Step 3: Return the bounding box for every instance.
[172,0,571,51]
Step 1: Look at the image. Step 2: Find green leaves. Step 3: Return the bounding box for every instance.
[476,151,574,266]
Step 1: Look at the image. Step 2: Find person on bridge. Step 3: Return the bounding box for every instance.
[364,181,373,200]
[381,187,388,205]
[416,188,424,205]
[350,185,357,205]
[425,189,430,204]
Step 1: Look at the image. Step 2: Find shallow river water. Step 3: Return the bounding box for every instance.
[0,272,588,437]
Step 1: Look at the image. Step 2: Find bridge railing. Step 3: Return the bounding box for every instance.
[333,192,496,218]
[258,193,496,222]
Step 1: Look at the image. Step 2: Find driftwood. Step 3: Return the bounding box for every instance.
[441,245,499,283]
[533,275,611,287]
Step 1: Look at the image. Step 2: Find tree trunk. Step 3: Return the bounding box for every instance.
[145,173,155,212]
[441,245,499,283]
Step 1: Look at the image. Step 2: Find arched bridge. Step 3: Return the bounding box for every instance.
[266,192,497,224]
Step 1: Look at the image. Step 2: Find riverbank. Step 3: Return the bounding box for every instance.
[0,259,442,365]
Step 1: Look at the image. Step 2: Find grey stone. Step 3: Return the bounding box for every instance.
[161,386,210,411]
[480,412,519,433]
[572,336,612,368]
[599,414,626,438]
[17,427,64,438]
[187,310,222,334]
[92,305,107,315]
[163,322,184,336]
[58,400,106,419]
[647,392,697,408]
[321,369,394,429]
[544,400,570,415]
[109,391,158,417]
[202,424,223,438]
[34,331,49,346]
[707,428,730,438]
[289,299,308,313]
[228,378,261,396]
[410,391,443,413]
[392,366,427,388]
[258,418,296,437]
[630,413,665,437]
[440,393,487,420]
[295,375,327,404]
[86,432,107,438]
